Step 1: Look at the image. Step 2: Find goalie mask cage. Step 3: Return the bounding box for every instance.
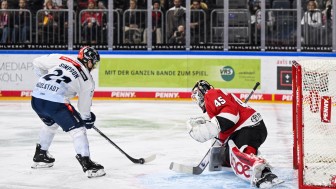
[292,60,336,189]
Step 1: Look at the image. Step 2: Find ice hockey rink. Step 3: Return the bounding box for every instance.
[0,100,297,189]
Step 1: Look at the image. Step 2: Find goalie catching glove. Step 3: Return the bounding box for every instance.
[187,117,220,143]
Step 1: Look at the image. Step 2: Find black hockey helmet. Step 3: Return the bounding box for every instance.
[77,46,100,71]
[191,80,213,113]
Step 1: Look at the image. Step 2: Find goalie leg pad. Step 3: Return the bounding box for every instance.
[228,140,269,186]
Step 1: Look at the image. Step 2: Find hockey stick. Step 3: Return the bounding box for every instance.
[93,126,156,164]
[170,82,260,174]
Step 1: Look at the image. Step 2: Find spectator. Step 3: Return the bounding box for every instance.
[168,24,185,44]
[191,0,208,10]
[190,0,205,44]
[77,0,89,13]
[97,0,107,43]
[159,0,170,14]
[250,0,261,45]
[50,0,68,9]
[80,0,103,44]
[301,1,322,27]
[301,0,322,45]
[0,0,13,43]
[123,0,146,44]
[168,0,186,8]
[143,0,163,44]
[166,0,186,42]
[38,0,59,43]
[322,0,332,45]
[12,0,31,43]
[322,0,332,26]
[122,0,147,10]
[47,0,61,8]
[250,0,275,45]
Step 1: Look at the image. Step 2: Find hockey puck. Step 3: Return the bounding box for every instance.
[139,158,145,164]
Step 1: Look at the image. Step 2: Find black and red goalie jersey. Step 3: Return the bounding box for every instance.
[204,88,261,143]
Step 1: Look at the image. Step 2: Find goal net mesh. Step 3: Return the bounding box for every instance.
[298,59,336,187]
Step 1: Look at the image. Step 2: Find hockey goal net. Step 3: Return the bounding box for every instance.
[292,60,336,189]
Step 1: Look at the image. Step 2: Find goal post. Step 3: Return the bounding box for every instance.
[292,60,336,189]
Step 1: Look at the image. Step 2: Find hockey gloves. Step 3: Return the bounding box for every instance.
[84,112,96,129]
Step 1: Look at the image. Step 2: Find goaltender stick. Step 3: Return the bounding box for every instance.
[187,80,283,188]
[30,46,105,178]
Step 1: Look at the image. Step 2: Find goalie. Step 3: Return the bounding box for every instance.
[187,80,282,188]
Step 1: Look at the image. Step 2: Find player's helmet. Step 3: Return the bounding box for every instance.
[77,46,100,71]
[191,80,213,113]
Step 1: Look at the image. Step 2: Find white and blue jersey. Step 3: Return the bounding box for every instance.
[32,54,94,120]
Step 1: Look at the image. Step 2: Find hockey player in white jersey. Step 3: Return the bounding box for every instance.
[31,46,105,178]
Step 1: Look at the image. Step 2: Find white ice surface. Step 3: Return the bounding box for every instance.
[0,101,297,189]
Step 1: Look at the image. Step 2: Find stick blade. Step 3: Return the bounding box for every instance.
[192,166,205,175]
[169,162,194,174]
[143,154,156,163]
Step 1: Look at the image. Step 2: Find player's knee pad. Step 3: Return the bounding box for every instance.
[41,123,59,134]
[68,127,87,139]
[228,140,269,186]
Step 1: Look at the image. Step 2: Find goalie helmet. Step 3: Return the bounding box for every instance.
[77,46,100,71]
[191,80,213,113]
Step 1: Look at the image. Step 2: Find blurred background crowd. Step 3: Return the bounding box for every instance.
[0,0,333,51]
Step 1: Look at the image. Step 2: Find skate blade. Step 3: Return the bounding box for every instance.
[259,178,285,189]
[86,169,106,178]
[31,162,54,169]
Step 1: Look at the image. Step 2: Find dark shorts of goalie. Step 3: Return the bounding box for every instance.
[31,97,84,132]
[222,120,267,167]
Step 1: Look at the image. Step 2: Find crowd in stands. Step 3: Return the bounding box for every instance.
[0,0,333,48]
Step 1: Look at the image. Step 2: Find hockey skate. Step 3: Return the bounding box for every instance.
[255,167,284,188]
[76,154,106,178]
[31,144,55,169]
